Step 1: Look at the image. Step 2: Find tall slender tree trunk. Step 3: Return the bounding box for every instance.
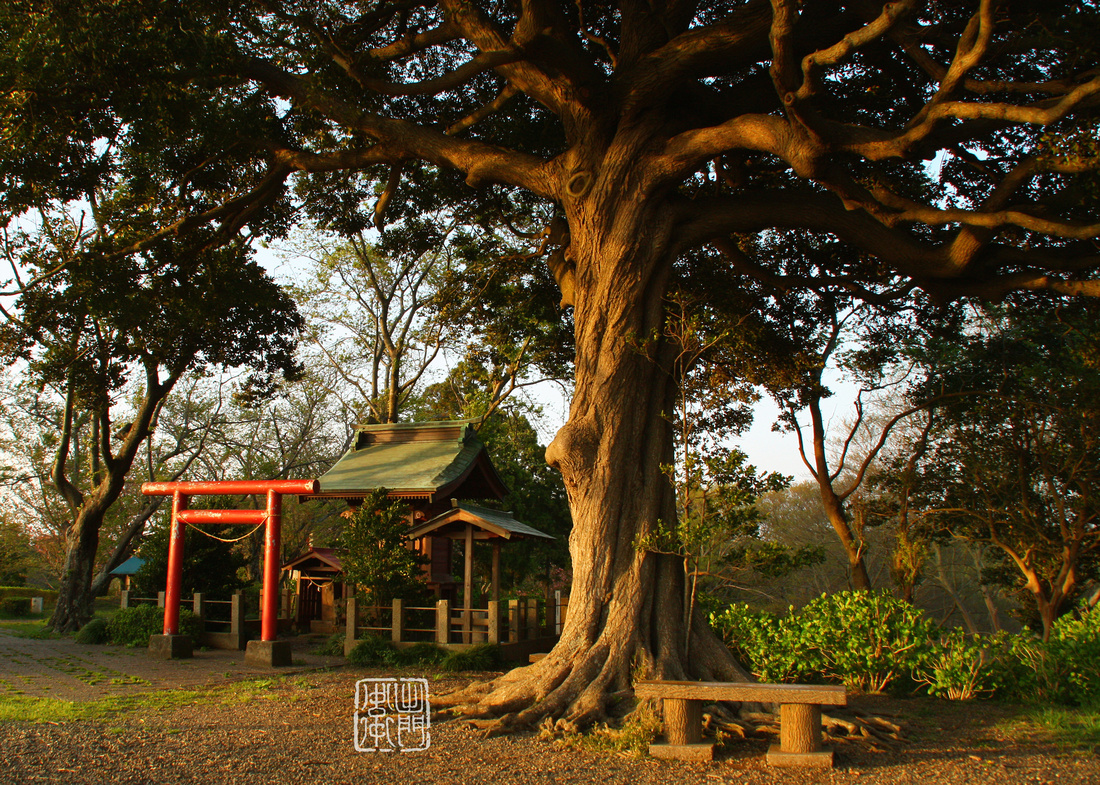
[807,395,872,590]
[444,161,749,726]
[819,488,872,590]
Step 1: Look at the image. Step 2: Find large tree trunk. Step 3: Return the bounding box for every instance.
[443,169,750,727]
[50,502,108,632]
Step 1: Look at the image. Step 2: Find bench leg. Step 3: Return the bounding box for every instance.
[665,697,701,745]
[766,703,834,768]
[647,698,714,762]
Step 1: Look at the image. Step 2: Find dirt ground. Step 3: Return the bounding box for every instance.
[1,630,1097,785]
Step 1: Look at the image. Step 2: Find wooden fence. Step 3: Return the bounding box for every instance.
[120,587,569,658]
[119,589,293,651]
[344,591,569,658]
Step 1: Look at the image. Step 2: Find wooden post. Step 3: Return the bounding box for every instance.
[436,599,451,645]
[553,590,562,635]
[517,598,529,640]
[463,523,474,644]
[491,540,501,602]
[391,598,404,644]
[487,600,501,644]
[508,599,520,643]
[162,492,187,634]
[230,591,246,651]
[192,592,204,625]
[260,490,281,642]
[157,591,165,608]
[663,698,703,746]
[527,599,539,639]
[120,590,130,610]
[346,595,359,651]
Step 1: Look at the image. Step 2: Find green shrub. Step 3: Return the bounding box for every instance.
[394,642,447,666]
[348,636,453,667]
[106,605,201,647]
[75,618,110,645]
[1009,606,1100,705]
[914,629,1017,700]
[711,603,805,683]
[439,643,502,672]
[0,587,58,603]
[714,591,937,693]
[313,633,345,657]
[714,593,1100,704]
[0,597,31,617]
[795,590,938,693]
[348,635,401,666]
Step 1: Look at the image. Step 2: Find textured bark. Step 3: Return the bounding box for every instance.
[50,501,109,632]
[441,149,751,727]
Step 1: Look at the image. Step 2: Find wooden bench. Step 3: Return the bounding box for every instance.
[634,680,847,767]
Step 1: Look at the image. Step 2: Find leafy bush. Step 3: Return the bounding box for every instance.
[347,635,451,667]
[397,642,447,666]
[348,635,402,666]
[914,629,1016,700]
[75,618,110,645]
[713,591,937,692]
[0,587,57,603]
[106,605,201,647]
[710,603,803,683]
[714,593,1100,705]
[439,643,502,672]
[313,633,345,657]
[1008,606,1100,705]
[0,597,31,617]
[795,590,938,693]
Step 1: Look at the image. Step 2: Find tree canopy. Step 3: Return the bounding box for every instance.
[4,0,1100,725]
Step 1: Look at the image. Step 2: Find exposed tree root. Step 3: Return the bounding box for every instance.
[436,613,753,732]
[703,707,906,750]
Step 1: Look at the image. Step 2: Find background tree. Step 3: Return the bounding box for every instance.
[4,0,1100,722]
[901,299,1100,640]
[0,509,36,585]
[131,512,250,601]
[0,209,301,631]
[288,229,464,425]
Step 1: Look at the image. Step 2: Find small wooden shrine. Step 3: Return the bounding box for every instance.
[283,420,552,628]
[280,547,343,633]
[409,499,555,607]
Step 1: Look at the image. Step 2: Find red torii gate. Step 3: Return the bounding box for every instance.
[141,479,318,665]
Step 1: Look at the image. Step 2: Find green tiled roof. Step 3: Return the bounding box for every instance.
[316,420,504,497]
[451,502,555,540]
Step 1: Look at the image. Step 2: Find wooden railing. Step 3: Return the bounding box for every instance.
[345,593,569,653]
[118,589,293,650]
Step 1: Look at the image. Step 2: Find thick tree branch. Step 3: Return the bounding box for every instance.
[240,58,557,197]
[675,191,1100,288]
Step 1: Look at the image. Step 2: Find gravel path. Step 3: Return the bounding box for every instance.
[1,631,1096,785]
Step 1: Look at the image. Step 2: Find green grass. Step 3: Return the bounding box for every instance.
[0,675,299,724]
[1022,703,1100,752]
[0,620,55,639]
